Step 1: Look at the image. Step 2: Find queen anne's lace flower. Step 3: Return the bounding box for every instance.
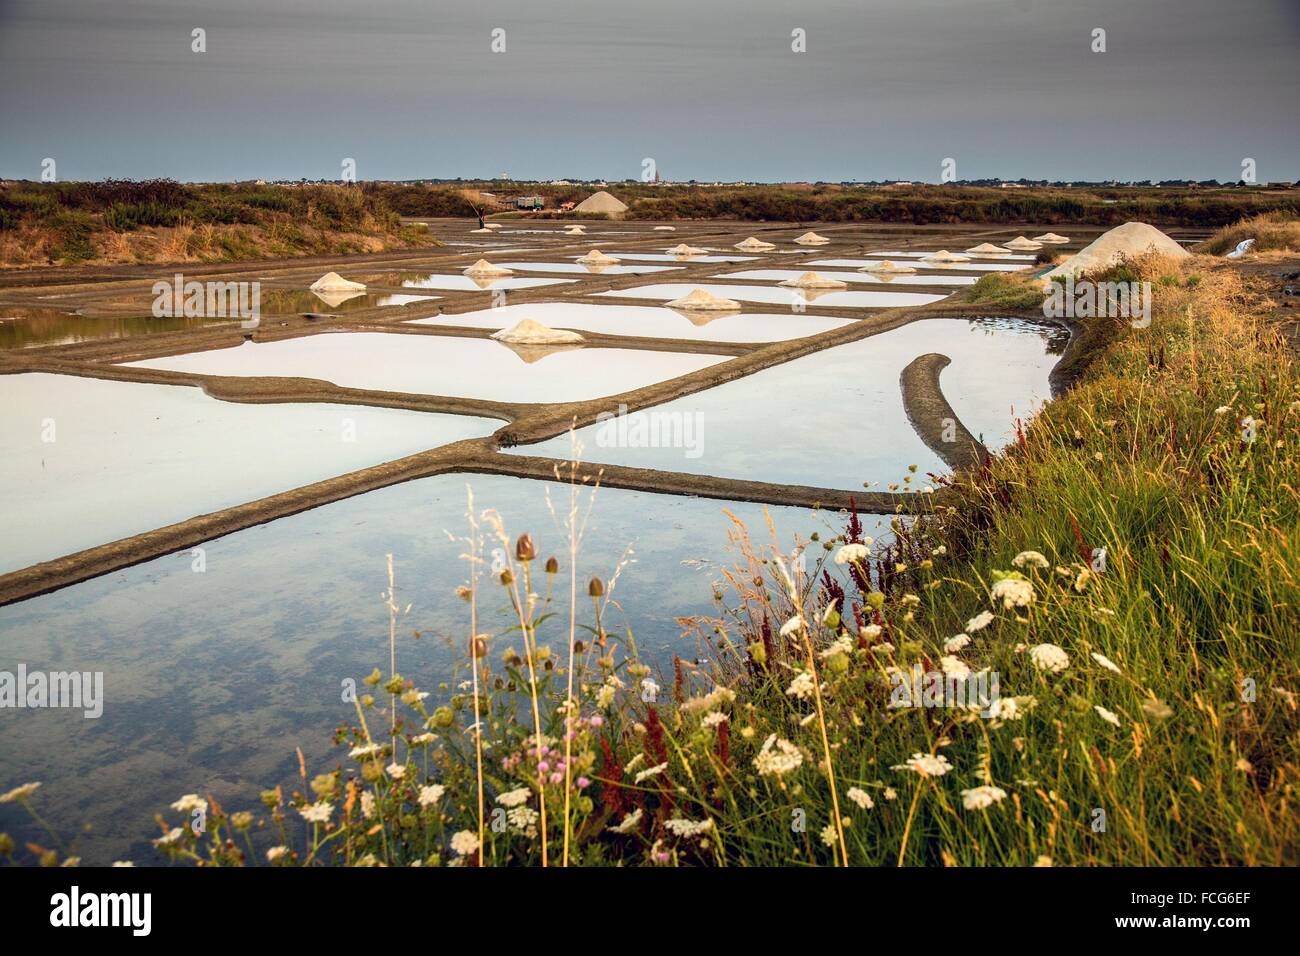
[835,543,871,565]
[495,786,531,808]
[299,801,333,824]
[785,671,816,700]
[961,785,1008,810]
[1029,643,1070,673]
[892,753,953,777]
[965,611,995,633]
[450,830,480,856]
[1012,550,1049,570]
[753,734,803,776]
[846,787,874,810]
[991,577,1036,610]
[664,818,714,838]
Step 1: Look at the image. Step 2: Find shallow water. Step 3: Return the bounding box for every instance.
[0,473,878,864]
[807,258,1031,273]
[0,372,498,573]
[865,250,1037,261]
[515,317,1065,489]
[581,252,758,263]
[491,261,683,276]
[596,282,949,309]
[0,309,235,349]
[407,302,854,343]
[123,332,726,403]
[399,273,576,292]
[716,269,977,287]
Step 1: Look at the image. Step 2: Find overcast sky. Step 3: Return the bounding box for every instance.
[1,0,1297,183]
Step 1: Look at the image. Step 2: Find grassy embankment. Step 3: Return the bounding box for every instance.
[0,180,437,267]
[382,181,1300,227]
[3,226,1298,869]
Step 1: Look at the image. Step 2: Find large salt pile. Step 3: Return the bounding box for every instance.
[965,242,1012,255]
[576,249,621,265]
[1033,232,1070,244]
[736,236,777,252]
[666,243,708,256]
[778,271,848,290]
[793,231,830,245]
[857,260,917,274]
[664,288,741,310]
[463,259,514,277]
[573,191,629,216]
[922,250,971,264]
[1003,236,1043,251]
[491,319,585,345]
[1042,222,1190,281]
[309,272,366,293]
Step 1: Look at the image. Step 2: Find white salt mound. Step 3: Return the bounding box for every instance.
[1003,236,1043,251]
[309,272,366,293]
[793,231,830,245]
[491,319,585,345]
[1042,222,1189,281]
[654,225,676,231]
[1032,233,1070,243]
[664,288,741,310]
[576,249,621,265]
[923,250,971,263]
[965,242,1012,255]
[858,260,917,274]
[463,259,513,277]
[573,191,629,215]
[778,271,848,290]
[736,237,777,252]
[470,227,494,234]
[666,243,708,256]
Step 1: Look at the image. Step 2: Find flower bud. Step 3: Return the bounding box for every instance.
[515,534,536,562]
[588,576,604,597]
[469,634,488,659]
[545,556,559,574]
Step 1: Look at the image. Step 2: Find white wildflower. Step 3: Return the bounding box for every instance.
[846,787,874,810]
[450,830,480,856]
[835,543,871,565]
[961,785,1008,810]
[418,784,446,807]
[939,656,970,679]
[266,846,289,863]
[965,611,995,633]
[664,818,714,839]
[779,616,803,638]
[944,634,971,653]
[1012,550,1049,570]
[753,734,804,777]
[496,786,531,808]
[1029,643,1070,673]
[785,671,817,700]
[299,801,333,824]
[990,577,1036,610]
[170,794,207,814]
[892,753,953,778]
